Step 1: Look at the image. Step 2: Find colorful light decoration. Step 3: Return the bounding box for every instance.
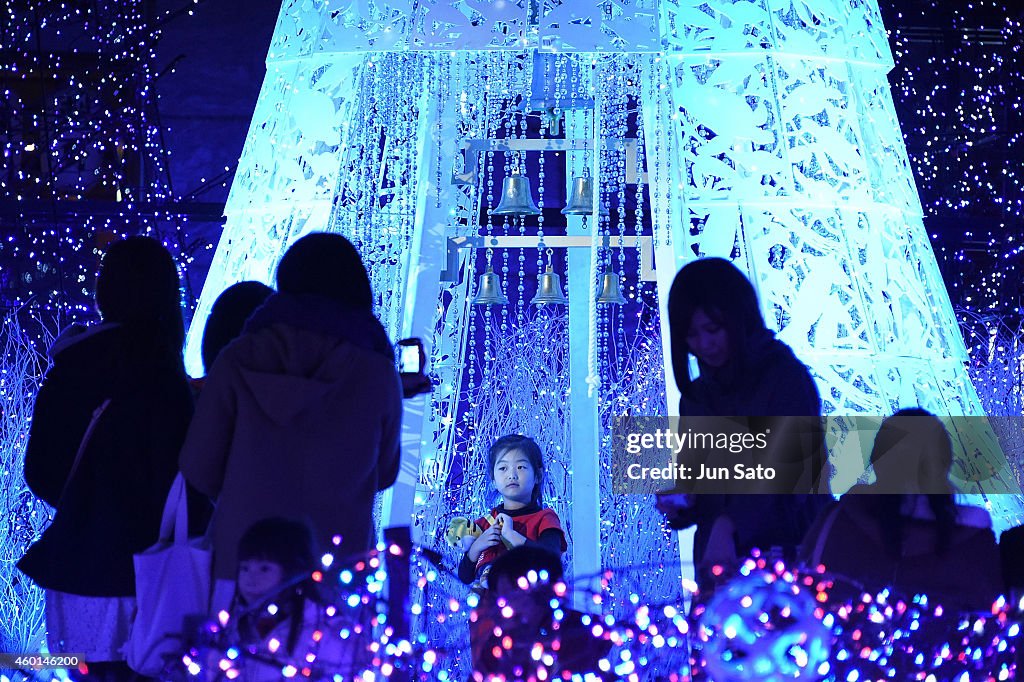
[166,549,1023,681]
[185,4,1024,662]
[695,564,832,681]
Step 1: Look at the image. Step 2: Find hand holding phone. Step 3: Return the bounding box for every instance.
[397,338,430,398]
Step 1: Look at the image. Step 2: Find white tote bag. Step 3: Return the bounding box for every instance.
[126,473,212,676]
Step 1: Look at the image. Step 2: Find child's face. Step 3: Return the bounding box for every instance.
[493,448,536,509]
[238,558,286,604]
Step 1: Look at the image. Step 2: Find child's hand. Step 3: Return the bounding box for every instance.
[466,523,502,562]
[495,513,526,546]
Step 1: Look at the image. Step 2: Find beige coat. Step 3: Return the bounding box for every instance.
[180,322,401,580]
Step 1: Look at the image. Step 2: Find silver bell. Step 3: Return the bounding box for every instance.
[492,172,541,216]
[562,176,597,215]
[596,270,627,305]
[531,266,569,306]
[471,267,511,306]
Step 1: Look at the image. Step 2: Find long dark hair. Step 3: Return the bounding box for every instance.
[868,408,957,558]
[276,233,373,312]
[201,281,274,373]
[95,235,185,372]
[667,258,767,397]
[488,434,545,504]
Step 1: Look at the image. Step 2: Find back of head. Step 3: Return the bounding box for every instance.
[870,408,953,494]
[201,281,274,373]
[488,545,564,592]
[95,235,185,352]
[488,434,545,503]
[237,517,316,577]
[867,408,956,557]
[276,233,373,311]
[667,257,766,389]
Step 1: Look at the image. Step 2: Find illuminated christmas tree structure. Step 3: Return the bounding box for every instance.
[186,0,1024,644]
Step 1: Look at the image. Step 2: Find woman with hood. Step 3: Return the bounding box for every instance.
[656,257,826,590]
[179,233,402,606]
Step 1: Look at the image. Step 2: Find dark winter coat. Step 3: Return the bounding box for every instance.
[675,334,827,572]
[801,494,1000,610]
[18,323,195,596]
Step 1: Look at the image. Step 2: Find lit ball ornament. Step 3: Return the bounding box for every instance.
[697,568,832,682]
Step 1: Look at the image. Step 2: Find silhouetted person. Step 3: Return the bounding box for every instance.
[20,236,194,681]
[801,409,1000,611]
[470,546,611,680]
[200,280,274,376]
[179,233,401,609]
[656,257,825,593]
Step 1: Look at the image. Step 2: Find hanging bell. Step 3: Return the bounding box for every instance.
[561,176,596,215]
[471,267,511,306]
[596,269,628,305]
[492,172,541,216]
[531,265,569,306]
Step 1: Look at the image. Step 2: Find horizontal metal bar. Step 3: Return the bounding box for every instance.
[453,138,646,185]
[441,234,655,282]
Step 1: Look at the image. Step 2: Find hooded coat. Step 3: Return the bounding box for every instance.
[179,294,402,581]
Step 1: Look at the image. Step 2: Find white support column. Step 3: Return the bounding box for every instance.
[380,78,459,539]
[564,109,602,610]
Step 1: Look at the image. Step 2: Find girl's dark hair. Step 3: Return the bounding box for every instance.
[236,517,318,654]
[95,235,185,369]
[276,233,373,311]
[488,434,545,504]
[201,281,274,373]
[237,517,316,576]
[867,408,957,558]
[489,545,564,589]
[667,258,767,395]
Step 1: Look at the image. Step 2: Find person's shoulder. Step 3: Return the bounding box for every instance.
[48,322,118,361]
[954,503,993,530]
[754,339,819,408]
[759,339,813,380]
[535,506,565,530]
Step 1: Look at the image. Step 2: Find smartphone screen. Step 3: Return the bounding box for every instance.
[399,344,421,374]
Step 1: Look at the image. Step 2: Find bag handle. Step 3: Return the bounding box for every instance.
[57,399,111,510]
[157,473,191,546]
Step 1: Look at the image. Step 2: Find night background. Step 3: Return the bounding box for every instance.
[1,0,1022,331]
[2,0,1024,676]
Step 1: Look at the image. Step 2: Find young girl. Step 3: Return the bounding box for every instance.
[457,435,567,589]
[218,517,363,681]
